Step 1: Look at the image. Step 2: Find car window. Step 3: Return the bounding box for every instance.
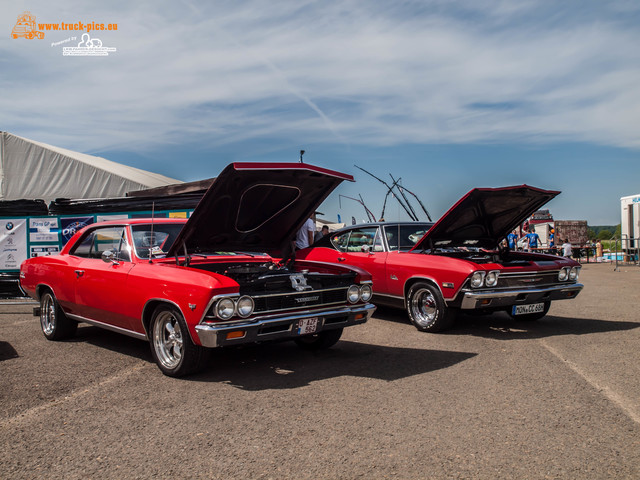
[331,231,350,252]
[346,227,380,252]
[70,226,131,261]
[384,224,432,251]
[131,223,184,259]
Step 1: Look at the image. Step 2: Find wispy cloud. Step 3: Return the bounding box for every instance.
[2,0,639,154]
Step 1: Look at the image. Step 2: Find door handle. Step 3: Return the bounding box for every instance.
[75,270,84,278]
[337,257,346,262]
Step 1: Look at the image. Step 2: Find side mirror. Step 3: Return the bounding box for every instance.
[101,250,120,265]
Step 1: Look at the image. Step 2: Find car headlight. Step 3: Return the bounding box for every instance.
[216,298,235,319]
[558,267,569,281]
[470,271,485,288]
[569,267,579,281]
[485,271,499,287]
[347,285,361,303]
[360,284,372,302]
[236,296,254,318]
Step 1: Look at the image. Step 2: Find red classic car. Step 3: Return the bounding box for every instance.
[20,163,375,377]
[297,185,583,332]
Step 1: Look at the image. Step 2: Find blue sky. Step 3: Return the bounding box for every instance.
[2,0,639,225]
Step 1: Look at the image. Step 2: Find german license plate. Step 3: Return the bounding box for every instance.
[297,317,319,335]
[512,303,544,315]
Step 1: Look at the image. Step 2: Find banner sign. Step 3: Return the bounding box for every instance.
[29,218,59,242]
[60,216,93,245]
[0,219,27,269]
[30,245,60,257]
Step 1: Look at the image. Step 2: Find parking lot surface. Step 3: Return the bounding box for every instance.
[1,263,639,479]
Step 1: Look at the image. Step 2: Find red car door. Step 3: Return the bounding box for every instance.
[69,226,137,331]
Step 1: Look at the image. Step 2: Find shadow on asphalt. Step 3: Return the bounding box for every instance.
[450,313,640,340]
[72,325,154,362]
[68,324,477,388]
[372,305,640,340]
[190,341,477,389]
[0,341,19,361]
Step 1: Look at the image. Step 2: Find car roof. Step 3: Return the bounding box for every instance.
[338,221,434,230]
[89,218,188,227]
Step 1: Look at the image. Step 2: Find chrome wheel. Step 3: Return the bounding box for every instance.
[152,310,184,369]
[406,282,455,332]
[409,288,438,328]
[41,292,56,336]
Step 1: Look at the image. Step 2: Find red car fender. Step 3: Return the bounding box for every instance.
[128,263,239,344]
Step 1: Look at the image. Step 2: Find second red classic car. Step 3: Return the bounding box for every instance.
[20,163,375,377]
[297,185,583,332]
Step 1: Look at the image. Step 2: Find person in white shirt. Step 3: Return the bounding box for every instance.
[562,239,573,257]
[295,217,315,249]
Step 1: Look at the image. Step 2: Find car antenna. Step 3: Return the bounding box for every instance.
[149,201,155,263]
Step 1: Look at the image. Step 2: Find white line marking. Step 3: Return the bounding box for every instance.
[541,340,640,425]
[0,363,149,428]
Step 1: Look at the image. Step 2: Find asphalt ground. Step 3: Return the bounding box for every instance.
[1,263,639,479]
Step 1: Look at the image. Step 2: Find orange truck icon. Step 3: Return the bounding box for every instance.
[12,11,44,39]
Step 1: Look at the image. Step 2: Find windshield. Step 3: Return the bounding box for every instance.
[131,224,184,259]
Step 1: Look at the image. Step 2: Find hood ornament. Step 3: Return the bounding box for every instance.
[290,273,312,291]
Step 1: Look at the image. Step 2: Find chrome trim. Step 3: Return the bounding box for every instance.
[203,303,370,327]
[459,283,584,309]
[67,313,148,341]
[195,303,375,348]
[497,270,560,277]
[250,286,347,301]
[199,293,241,323]
[372,292,404,301]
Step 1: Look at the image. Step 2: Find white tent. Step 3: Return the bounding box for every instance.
[0,131,181,202]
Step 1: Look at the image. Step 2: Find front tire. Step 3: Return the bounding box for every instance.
[294,328,343,350]
[149,305,208,377]
[406,282,455,332]
[40,290,77,340]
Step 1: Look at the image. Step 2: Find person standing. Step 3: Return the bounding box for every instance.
[596,239,604,262]
[507,230,518,250]
[295,217,316,250]
[525,227,540,251]
[562,238,573,258]
[315,224,329,242]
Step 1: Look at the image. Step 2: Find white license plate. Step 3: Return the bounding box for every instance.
[297,317,319,335]
[512,303,545,315]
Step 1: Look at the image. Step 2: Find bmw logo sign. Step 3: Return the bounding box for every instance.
[5,222,13,230]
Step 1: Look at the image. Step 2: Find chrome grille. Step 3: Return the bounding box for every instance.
[251,287,348,314]
[496,271,562,289]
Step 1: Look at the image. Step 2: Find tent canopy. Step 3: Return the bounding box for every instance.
[0,131,182,203]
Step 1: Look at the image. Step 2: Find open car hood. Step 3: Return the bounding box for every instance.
[410,185,560,251]
[166,163,353,256]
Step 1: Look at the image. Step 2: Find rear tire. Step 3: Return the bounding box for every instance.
[294,328,343,350]
[406,282,455,332]
[40,290,77,340]
[149,305,209,377]
[507,301,550,321]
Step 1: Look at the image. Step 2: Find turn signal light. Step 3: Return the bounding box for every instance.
[226,331,246,340]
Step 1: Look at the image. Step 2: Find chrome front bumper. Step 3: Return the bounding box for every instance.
[458,283,584,310]
[195,303,376,348]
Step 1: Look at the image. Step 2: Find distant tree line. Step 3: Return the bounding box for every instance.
[588,224,621,241]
